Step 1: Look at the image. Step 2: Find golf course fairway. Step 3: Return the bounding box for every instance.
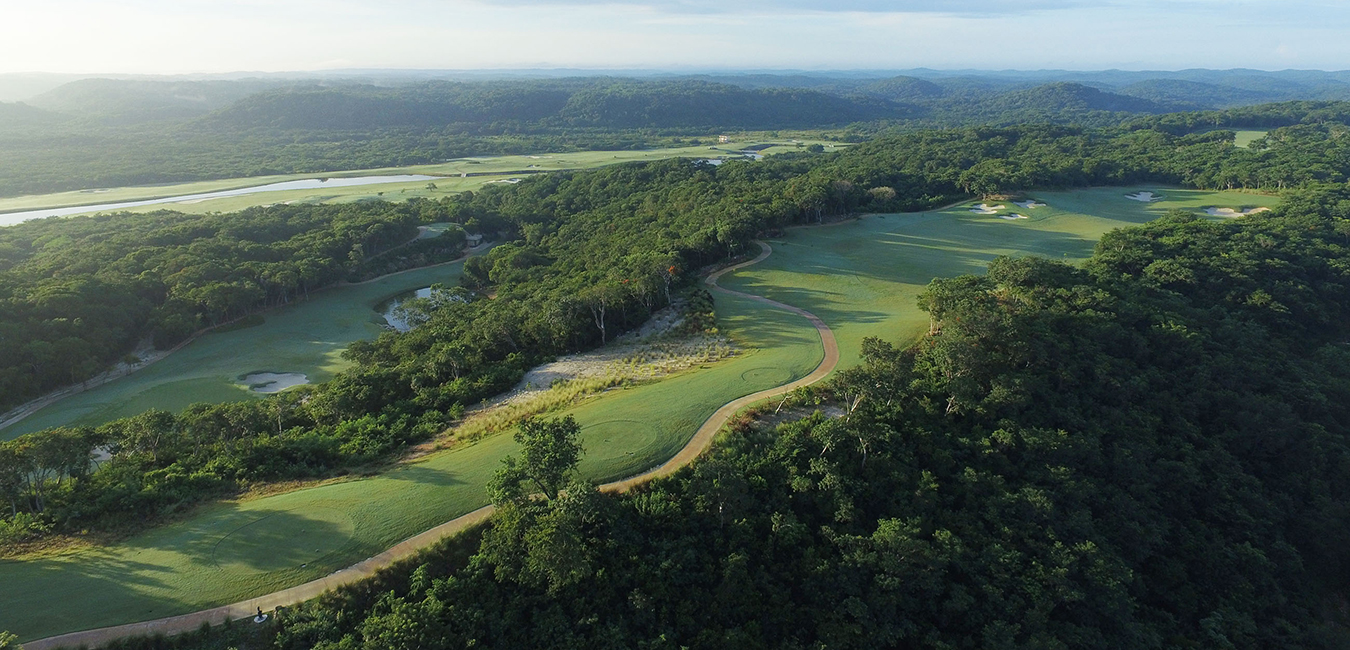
[0,185,1280,643]
[0,264,826,642]
[1,261,470,440]
[721,186,1281,370]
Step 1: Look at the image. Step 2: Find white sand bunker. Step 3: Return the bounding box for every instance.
[240,372,309,393]
[1014,200,1046,209]
[1125,191,1162,202]
[970,203,1006,214]
[1206,207,1271,217]
[999,213,1029,220]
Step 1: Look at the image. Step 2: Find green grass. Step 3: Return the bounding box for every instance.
[719,186,1282,370]
[567,290,824,483]
[1,261,468,440]
[0,139,839,218]
[1234,130,1269,148]
[416,222,459,239]
[0,276,825,642]
[0,185,1284,642]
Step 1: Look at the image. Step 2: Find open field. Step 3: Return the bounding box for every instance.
[719,186,1282,370]
[1,261,468,440]
[1193,128,1268,149]
[0,185,1283,642]
[1234,130,1269,148]
[0,272,826,642]
[0,139,836,220]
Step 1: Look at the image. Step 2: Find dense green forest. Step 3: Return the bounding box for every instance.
[5,84,1350,646]
[112,185,1350,649]
[7,106,1350,549]
[6,75,1346,197]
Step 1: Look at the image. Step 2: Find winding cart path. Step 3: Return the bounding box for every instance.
[22,241,839,650]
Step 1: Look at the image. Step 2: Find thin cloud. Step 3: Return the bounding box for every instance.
[466,0,1102,15]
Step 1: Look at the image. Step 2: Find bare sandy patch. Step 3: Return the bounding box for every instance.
[1206,206,1271,217]
[998,213,1029,220]
[1014,200,1046,209]
[435,305,736,446]
[1126,191,1161,202]
[970,203,1006,215]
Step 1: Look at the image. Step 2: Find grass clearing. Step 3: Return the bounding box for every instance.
[1,261,467,439]
[1234,130,1269,148]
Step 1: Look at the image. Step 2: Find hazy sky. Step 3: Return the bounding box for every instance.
[3,0,1348,73]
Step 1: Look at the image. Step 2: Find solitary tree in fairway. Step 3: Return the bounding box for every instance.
[483,415,601,592]
[488,415,584,503]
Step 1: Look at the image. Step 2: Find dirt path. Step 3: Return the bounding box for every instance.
[20,241,839,650]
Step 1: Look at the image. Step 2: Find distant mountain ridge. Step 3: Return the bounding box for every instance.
[0,101,68,126]
[28,78,292,125]
[202,79,903,131]
[16,69,1350,132]
[7,70,1350,199]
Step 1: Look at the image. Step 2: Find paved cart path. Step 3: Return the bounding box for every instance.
[22,241,839,650]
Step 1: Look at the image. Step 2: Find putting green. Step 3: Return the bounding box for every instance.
[2,261,468,440]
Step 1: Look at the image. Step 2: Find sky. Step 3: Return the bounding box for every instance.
[2,0,1349,74]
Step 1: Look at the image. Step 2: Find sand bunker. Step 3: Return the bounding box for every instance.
[1014,200,1046,209]
[240,372,309,393]
[998,213,1029,220]
[1206,207,1271,217]
[1125,191,1161,202]
[970,203,1006,214]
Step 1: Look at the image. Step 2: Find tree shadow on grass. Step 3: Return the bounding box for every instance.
[753,221,1099,290]
[380,463,472,489]
[0,552,188,642]
[719,301,833,351]
[106,502,355,577]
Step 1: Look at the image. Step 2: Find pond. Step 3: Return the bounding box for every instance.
[0,175,440,226]
[380,287,435,332]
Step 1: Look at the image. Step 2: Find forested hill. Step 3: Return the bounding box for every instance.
[204,80,903,131]
[7,108,1350,554]
[172,184,1350,650]
[0,77,1182,197]
[7,74,1350,197]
